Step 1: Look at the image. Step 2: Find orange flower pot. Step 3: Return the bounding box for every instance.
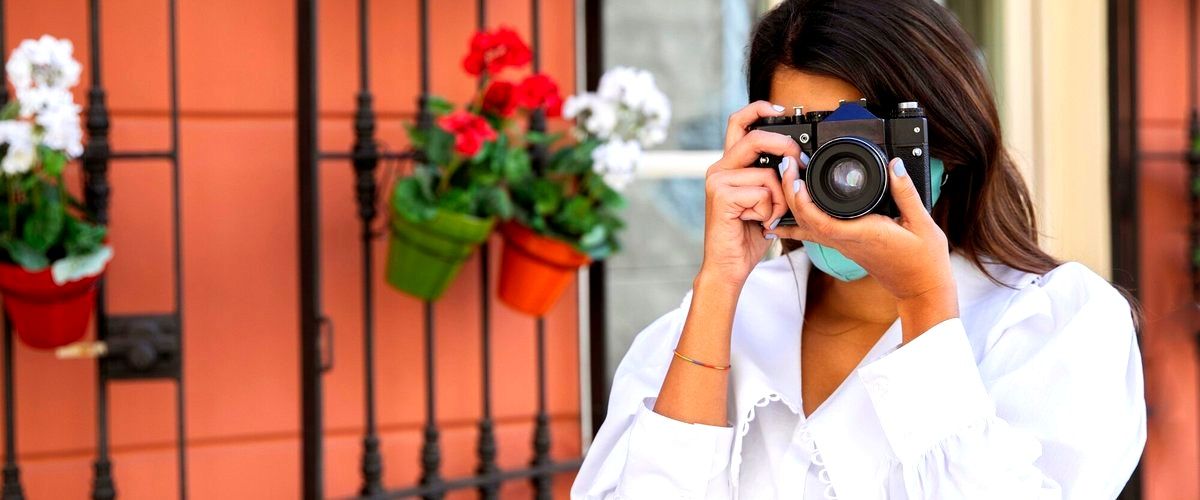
[0,263,101,350]
[498,222,590,316]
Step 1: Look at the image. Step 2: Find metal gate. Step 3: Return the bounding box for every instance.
[295,0,595,498]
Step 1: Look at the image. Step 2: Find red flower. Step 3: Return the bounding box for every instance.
[462,27,532,76]
[437,111,497,158]
[482,80,518,117]
[515,74,563,117]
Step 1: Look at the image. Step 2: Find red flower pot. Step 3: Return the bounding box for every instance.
[0,264,101,350]
[498,222,590,316]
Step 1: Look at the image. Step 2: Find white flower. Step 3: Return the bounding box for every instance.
[564,94,618,141]
[7,35,81,93]
[0,121,35,175]
[2,141,35,175]
[591,139,642,191]
[15,86,73,118]
[36,101,83,157]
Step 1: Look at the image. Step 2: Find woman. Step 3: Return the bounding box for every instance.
[572,0,1146,499]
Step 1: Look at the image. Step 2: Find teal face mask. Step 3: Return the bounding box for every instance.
[803,159,945,281]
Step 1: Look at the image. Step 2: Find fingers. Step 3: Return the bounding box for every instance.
[886,157,937,233]
[713,186,775,223]
[724,101,786,151]
[707,167,789,228]
[771,155,838,242]
[714,130,802,174]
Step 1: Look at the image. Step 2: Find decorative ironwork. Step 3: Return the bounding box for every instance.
[300,0,599,497]
[351,0,384,495]
[83,1,115,498]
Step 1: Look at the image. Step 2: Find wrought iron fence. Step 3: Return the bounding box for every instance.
[0,0,601,498]
[0,0,189,499]
[297,0,590,498]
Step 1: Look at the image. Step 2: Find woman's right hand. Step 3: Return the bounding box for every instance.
[699,101,801,289]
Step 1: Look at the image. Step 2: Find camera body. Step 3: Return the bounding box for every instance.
[749,100,931,223]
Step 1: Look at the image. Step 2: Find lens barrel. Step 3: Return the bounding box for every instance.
[805,136,889,219]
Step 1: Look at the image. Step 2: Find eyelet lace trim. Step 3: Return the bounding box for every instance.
[730,393,781,492]
[729,393,838,499]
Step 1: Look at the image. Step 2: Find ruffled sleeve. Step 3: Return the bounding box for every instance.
[571,294,736,499]
[858,262,1146,499]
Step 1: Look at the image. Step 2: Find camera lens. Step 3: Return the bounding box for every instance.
[828,159,868,200]
[806,137,888,219]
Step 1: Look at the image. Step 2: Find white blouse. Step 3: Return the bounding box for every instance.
[572,251,1146,499]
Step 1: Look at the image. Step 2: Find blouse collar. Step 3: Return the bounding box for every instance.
[727,250,1026,424]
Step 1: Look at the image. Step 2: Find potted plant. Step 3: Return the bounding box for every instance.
[0,36,109,349]
[386,27,537,301]
[498,67,670,316]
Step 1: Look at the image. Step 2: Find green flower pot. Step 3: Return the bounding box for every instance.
[386,208,495,301]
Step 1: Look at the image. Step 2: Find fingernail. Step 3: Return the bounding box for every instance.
[771,104,785,112]
[800,152,811,166]
[777,156,792,178]
[792,179,802,194]
[765,233,778,240]
[768,218,781,230]
[892,158,907,177]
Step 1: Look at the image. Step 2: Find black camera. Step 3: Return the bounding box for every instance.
[749,99,931,222]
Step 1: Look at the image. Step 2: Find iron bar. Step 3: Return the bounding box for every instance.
[352,0,384,495]
[2,321,22,500]
[526,3,554,497]
[0,6,22,497]
[108,150,176,160]
[361,458,584,500]
[167,0,188,496]
[84,0,116,498]
[414,1,442,498]
[473,1,500,498]
[419,302,442,500]
[321,151,411,162]
[297,0,325,498]
[583,0,610,440]
[531,318,552,500]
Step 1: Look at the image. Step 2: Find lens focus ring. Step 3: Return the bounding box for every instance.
[805,137,889,219]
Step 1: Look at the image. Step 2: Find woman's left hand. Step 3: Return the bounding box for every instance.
[767,156,959,341]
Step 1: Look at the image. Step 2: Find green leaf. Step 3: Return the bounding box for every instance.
[39,146,68,177]
[0,239,49,271]
[503,148,532,182]
[426,96,454,115]
[51,245,112,284]
[481,187,514,220]
[526,131,564,146]
[0,102,18,121]
[579,225,607,250]
[531,180,563,216]
[22,182,65,253]
[436,187,472,214]
[64,216,107,257]
[424,127,454,167]
[391,177,436,222]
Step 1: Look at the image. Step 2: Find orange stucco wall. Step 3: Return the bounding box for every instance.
[1137,1,1200,498]
[4,1,582,498]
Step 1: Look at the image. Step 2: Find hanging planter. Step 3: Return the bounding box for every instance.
[0,36,107,350]
[386,208,495,301]
[0,263,102,349]
[498,222,589,316]
[387,27,545,301]
[498,66,671,316]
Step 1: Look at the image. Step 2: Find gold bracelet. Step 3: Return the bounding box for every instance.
[673,350,731,370]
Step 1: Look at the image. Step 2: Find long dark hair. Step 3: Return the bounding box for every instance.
[749,0,1060,282]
